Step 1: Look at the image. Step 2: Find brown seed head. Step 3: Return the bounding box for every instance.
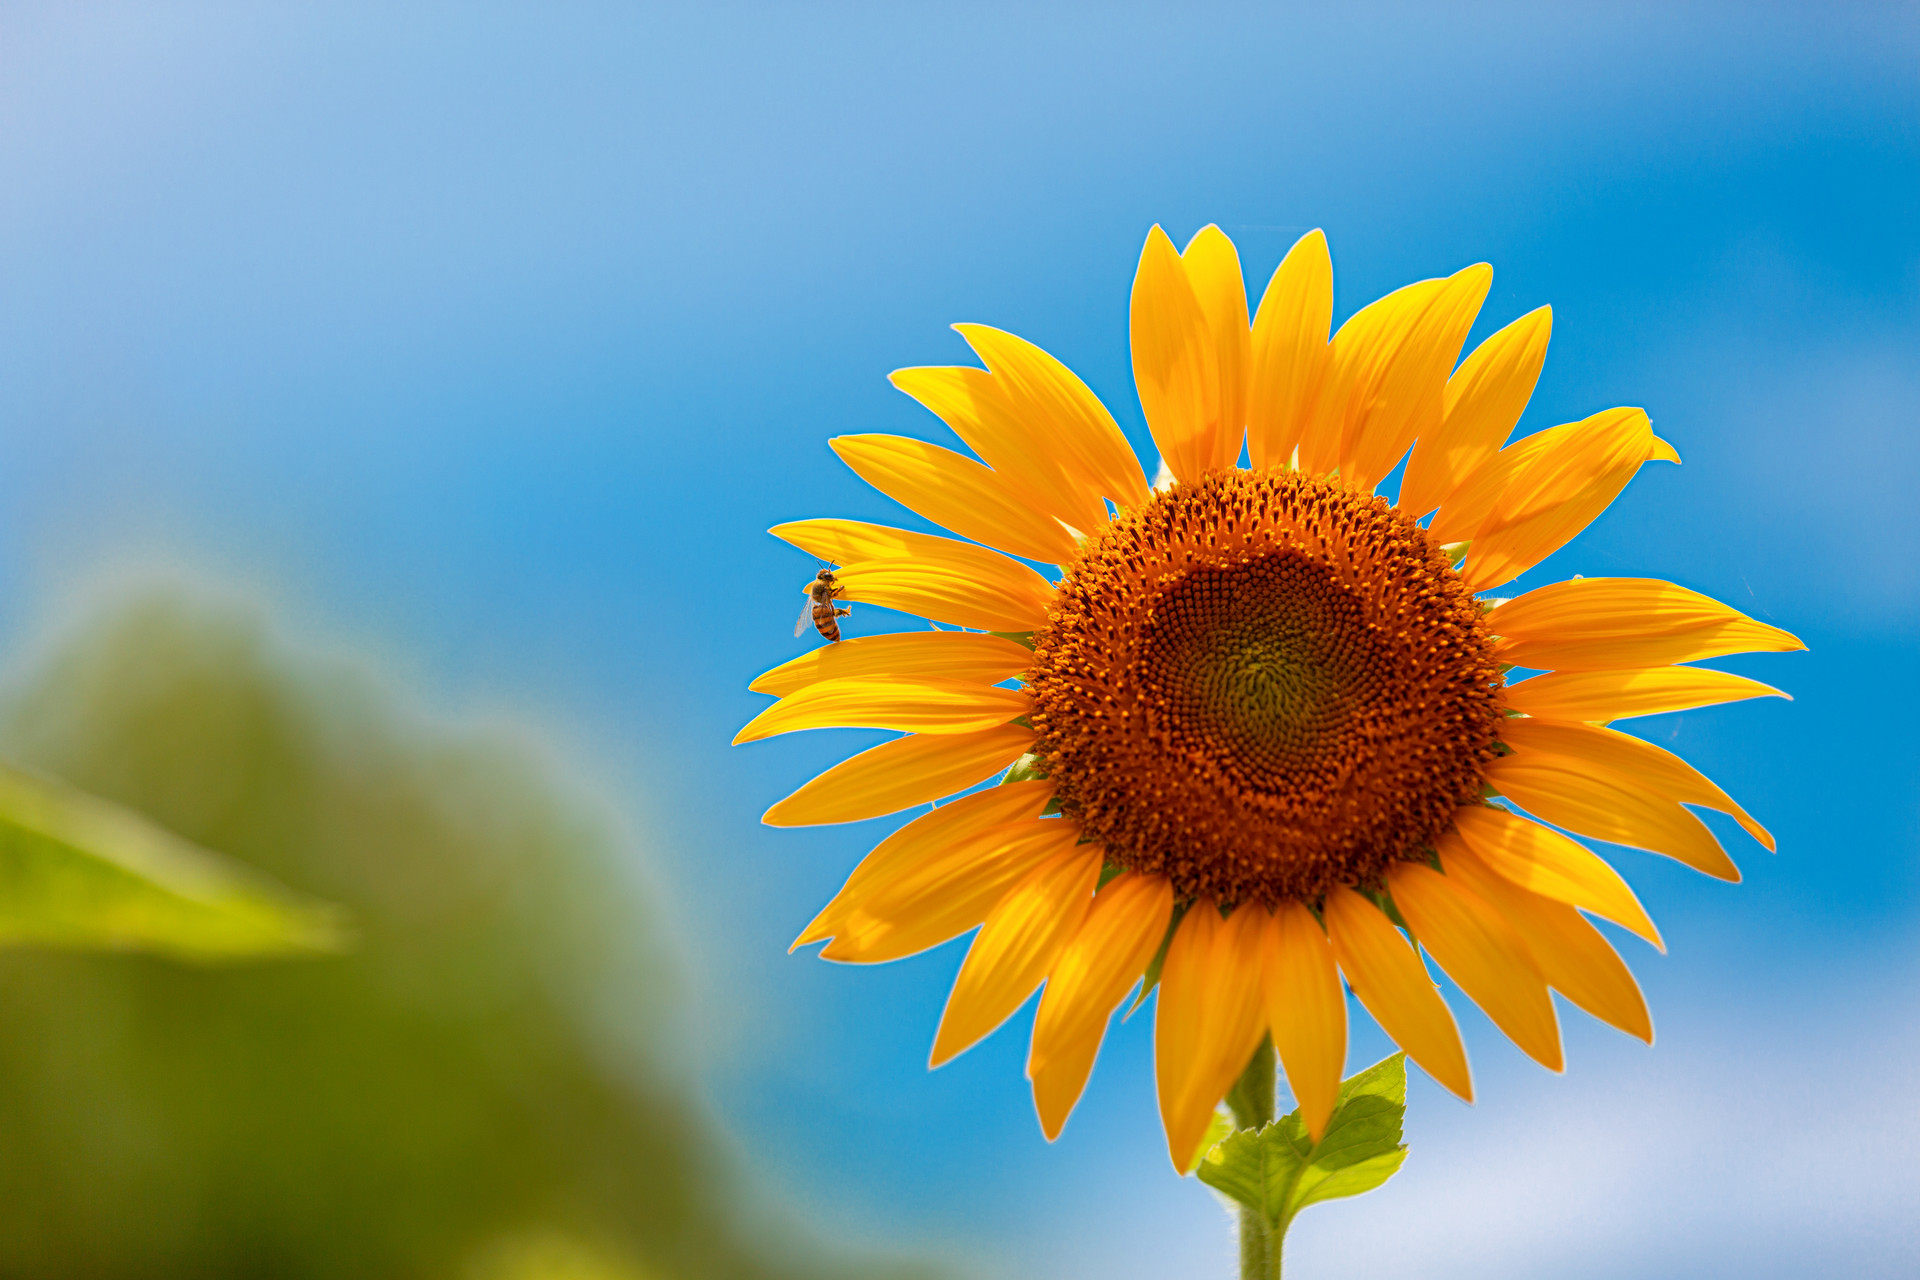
[1026,469,1505,906]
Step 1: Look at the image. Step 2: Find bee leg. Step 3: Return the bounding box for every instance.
[834,607,851,618]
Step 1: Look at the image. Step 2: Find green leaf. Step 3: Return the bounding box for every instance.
[1182,1107,1236,1175]
[1194,1121,1301,1212]
[990,631,1037,650]
[1289,1053,1408,1215]
[0,760,346,961]
[1196,1053,1408,1236]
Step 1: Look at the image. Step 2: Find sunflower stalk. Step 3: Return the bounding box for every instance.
[1225,1040,1282,1279]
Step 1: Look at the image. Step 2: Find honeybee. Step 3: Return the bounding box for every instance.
[795,567,851,643]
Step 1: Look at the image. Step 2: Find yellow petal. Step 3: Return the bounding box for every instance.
[1440,835,1652,1042]
[889,362,1110,533]
[1295,277,1435,475]
[763,723,1034,827]
[1260,901,1346,1142]
[1154,902,1268,1169]
[1248,229,1333,471]
[1430,407,1642,545]
[1131,225,1223,486]
[829,434,1083,564]
[770,519,1056,632]
[1309,264,1490,492]
[1501,718,1772,850]
[1489,578,1807,672]
[1387,862,1563,1072]
[1456,409,1676,591]
[1398,305,1551,518]
[732,676,1029,744]
[955,323,1150,514]
[828,561,1047,633]
[1343,263,1492,493]
[932,843,1104,1066]
[1324,886,1472,1101]
[1503,665,1788,724]
[1180,224,1252,475]
[751,630,1034,698]
[1484,754,1740,881]
[821,818,1082,964]
[1449,804,1661,948]
[1029,872,1174,1140]
[794,780,1055,948]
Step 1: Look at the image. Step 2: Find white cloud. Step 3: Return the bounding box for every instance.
[1002,961,1920,1280]
[1291,977,1920,1279]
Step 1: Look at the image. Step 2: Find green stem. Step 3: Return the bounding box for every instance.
[1225,1038,1280,1280]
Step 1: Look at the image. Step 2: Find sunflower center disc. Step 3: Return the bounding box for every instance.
[1027,469,1507,906]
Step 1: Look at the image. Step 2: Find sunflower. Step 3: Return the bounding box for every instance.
[735,224,1802,1168]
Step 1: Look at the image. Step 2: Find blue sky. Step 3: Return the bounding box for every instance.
[0,4,1915,1276]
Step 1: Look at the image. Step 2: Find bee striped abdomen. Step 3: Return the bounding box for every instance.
[804,570,851,643]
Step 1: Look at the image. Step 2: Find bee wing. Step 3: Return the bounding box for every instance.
[795,591,815,638]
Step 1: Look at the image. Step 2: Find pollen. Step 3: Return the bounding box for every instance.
[1027,469,1506,906]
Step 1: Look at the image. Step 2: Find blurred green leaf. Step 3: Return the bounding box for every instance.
[467,1232,661,1280]
[0,759,344,959]
[0,586,938,1280]
[1196,1053,1408,1235]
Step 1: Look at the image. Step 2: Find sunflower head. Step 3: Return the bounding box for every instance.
[1029,467,1506,907]
[739,222,1804,1169]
